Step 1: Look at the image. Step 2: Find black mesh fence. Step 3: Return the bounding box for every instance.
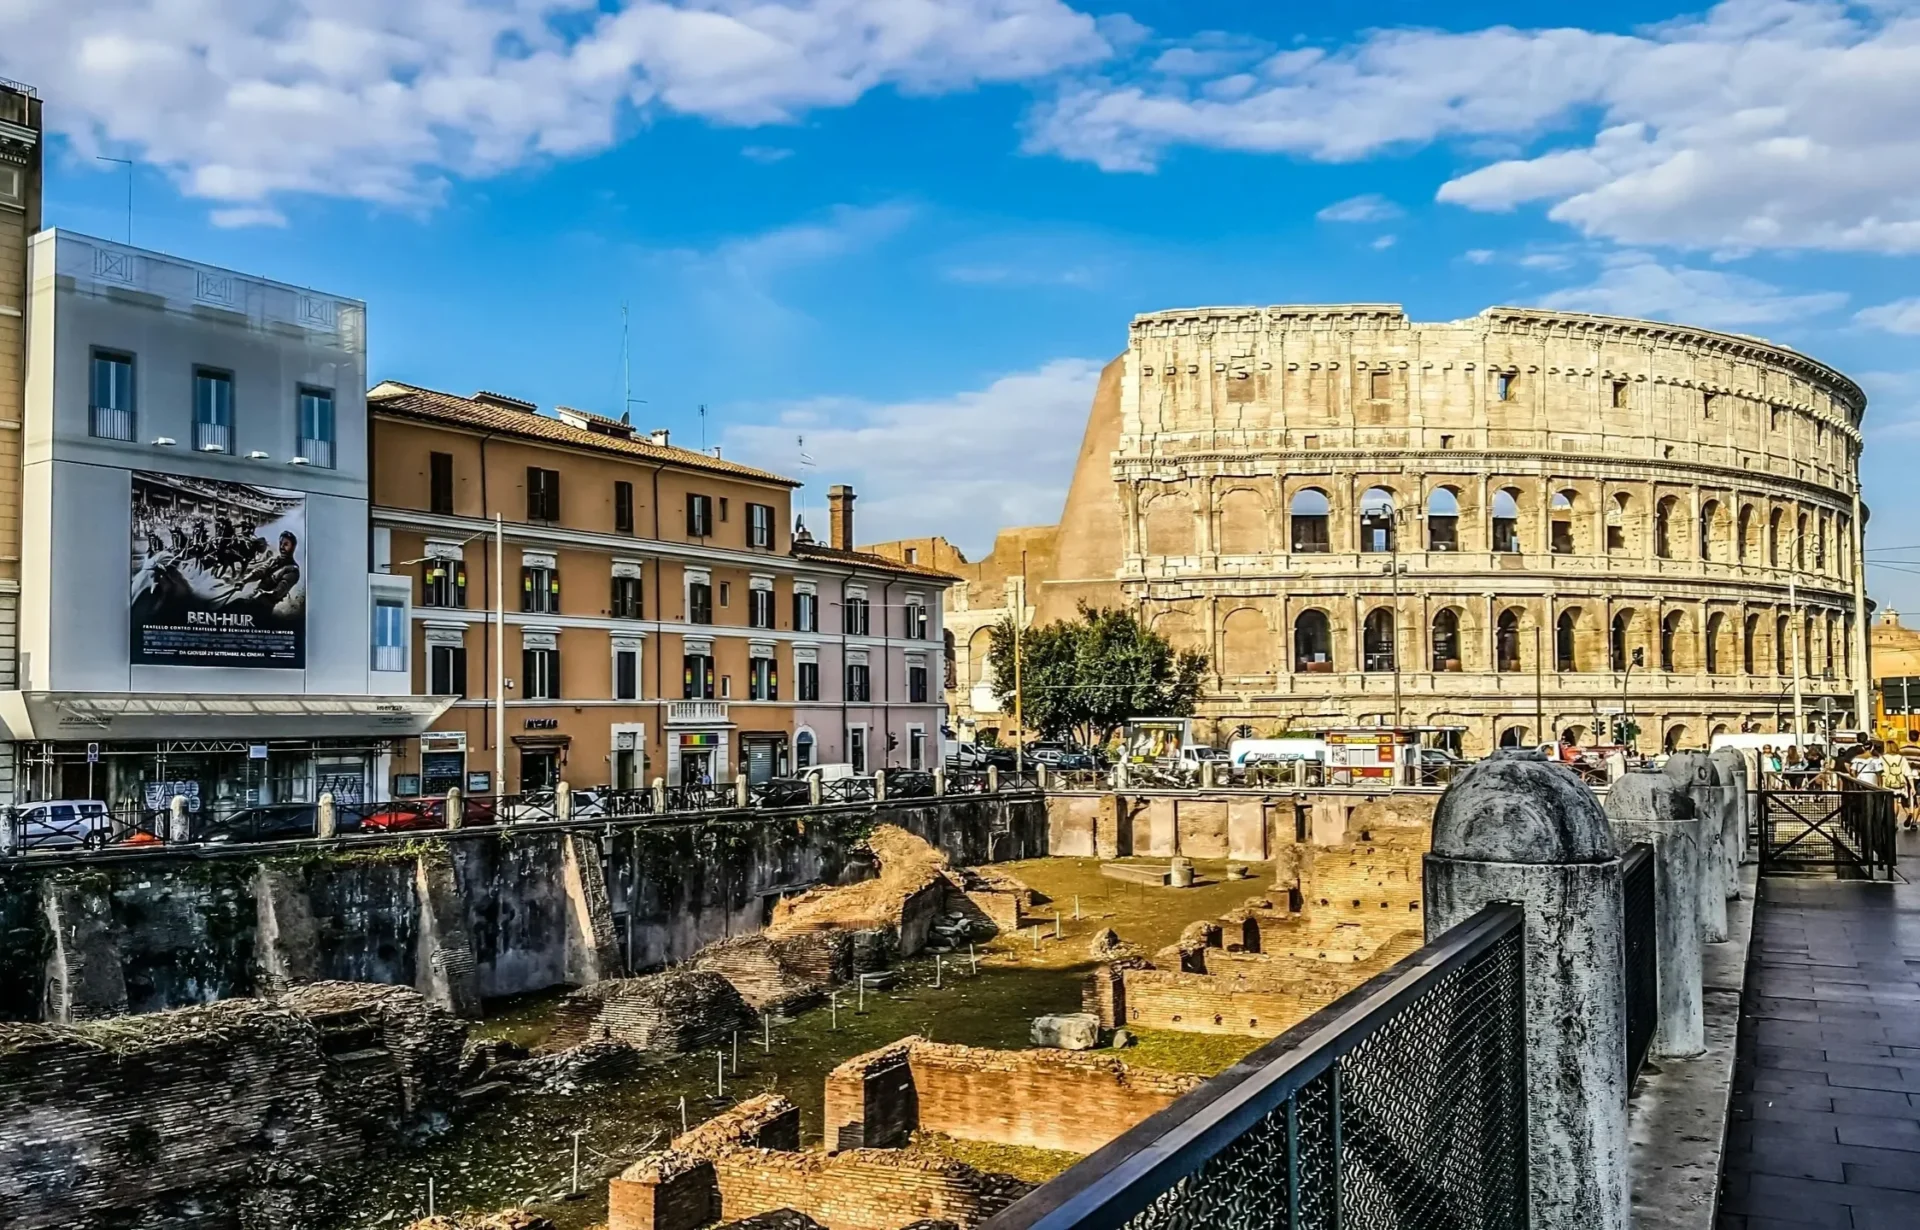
[1622,842,1657,1090]
[988,905,1528,1230]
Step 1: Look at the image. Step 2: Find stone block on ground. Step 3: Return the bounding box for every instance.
[1030,1012,1102,1050]
[1101,862,1170,887]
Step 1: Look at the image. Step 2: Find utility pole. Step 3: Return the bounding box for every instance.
[1790,568,1804,741]
[494,512,506,793]
[1013,550,1027,773]
[1534,624,1545,748]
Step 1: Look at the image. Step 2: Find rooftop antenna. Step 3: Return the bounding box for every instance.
[621,302,647,420]
[96,156,132,245]
[700,403,707,451]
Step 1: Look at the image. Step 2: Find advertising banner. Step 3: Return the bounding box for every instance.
[130,471,307,668]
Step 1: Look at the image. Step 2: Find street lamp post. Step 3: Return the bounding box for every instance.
[1621,647,1644,751]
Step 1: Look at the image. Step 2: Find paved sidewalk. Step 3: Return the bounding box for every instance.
[1717,834,1920,1229]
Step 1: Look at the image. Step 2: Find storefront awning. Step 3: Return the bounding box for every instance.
[0,692,457,741]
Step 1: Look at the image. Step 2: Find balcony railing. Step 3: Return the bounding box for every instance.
[298,437,333,468]
[667,699,729,725]
[90,405,134,442]
[193,421,231,453]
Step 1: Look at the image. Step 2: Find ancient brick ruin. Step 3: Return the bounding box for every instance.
[0,981,464,1230]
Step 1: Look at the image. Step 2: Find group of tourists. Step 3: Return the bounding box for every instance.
[1758,739,1917,830]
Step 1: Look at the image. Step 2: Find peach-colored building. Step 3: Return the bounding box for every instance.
[369,383,954,795]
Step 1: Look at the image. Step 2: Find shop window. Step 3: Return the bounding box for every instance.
[372,599,406,672]
[750,655,778,701]
[795,730,815,769]
[430,452,455,515]
[421,558,466,608]
[521,564,559,614]
[611,574,643,619]
[797,661,820,701]
[523,646,559,699]
[430,643,468,697]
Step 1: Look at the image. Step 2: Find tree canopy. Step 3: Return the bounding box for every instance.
[987,604,1209,748]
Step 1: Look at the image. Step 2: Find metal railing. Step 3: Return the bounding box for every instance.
[885,770,937,800]
[988,904,1528,1230]
[1757,777,1897,879]
[821,776,876,806]
[1621,842,1657,1090]
[944,769,992,796]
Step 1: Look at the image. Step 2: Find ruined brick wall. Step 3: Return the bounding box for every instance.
[905,1041,1201,1154]
[1300,833,1426,925]
[552,969,755,1053]
[1115,968,1322,1037]
[0,984,462,1230]
[692,935,827,1016]
[825,1039,918,1150]
[709,1150,1028,1230]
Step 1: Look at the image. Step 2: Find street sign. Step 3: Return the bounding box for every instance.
[86,743,99,764]
[248,744,268,760]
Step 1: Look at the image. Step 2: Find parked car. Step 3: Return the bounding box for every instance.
[946,743,1016,770]
[191,803,344,844]
[757,763,866,809]
[1027,745,1096,771]
[14,799,111,851]
[363,795,497,831]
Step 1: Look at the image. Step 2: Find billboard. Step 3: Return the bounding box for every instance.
[130,471,307,668]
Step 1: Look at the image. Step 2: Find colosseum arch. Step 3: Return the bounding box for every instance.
[1151,608,1203,654]
[1610,608,1643,672]
[1743,612,1760,675]
[1700,499,1730,563]
[1775,613,1791,674]
[1737,504,1756,563]
[1555,608,1583,672]
[1362,607,1397,671]
[1606,492,1634,556]
[1655,496,1682,559]
[1293,608,1333,672]
[1492,488,1522,553]
[1217,487,1269,555]
[1290,488,1331,553]
[1705,610,1729,675]
[1427,487,1461,552]
[1496,607,1524,672]
[1768,508,1783,567]
[1142,489,1195,557]
[1431,607,1464,672]
[1661,609,1692,672]
[1550,490,1581,555]
[1358,487,1398,553]
[1221,607,1272,678]
[1795,512,1809,570]
[967,626,996,685]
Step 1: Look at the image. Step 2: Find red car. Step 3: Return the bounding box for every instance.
[361,797,497,831]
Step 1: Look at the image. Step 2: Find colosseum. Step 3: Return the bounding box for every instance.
[868,305,1871,757]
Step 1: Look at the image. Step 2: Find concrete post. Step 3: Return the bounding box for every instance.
[1605,751,1627,783]
[735,776,751,809]
[316,792,337,840]
[652,776,668,814]
[168,795,191,844]
[809,775,822,806]
[1603,768,1705,1058]
[988,766,1000,794]
[446,787,465,831]
[1036,764,1050,792]
[0,808,16,855]
[1708,748,1747,895]
[1425,748,1629,1230]
[1662,752,1726,941]
[1115,759,1129,789]
[556,780,573,823]
[874,770,887,803]
[934,768,947,797]
[1199,760,1214,789]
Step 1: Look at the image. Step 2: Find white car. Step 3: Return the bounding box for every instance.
[13,799,111,851]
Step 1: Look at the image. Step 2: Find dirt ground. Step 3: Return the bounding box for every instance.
[334,855,1273,1230]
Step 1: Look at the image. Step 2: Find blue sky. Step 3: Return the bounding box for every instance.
[12,0,1920,605]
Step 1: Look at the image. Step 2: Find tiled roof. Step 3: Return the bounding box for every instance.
[793,539,959,582]
[368,381,800,486]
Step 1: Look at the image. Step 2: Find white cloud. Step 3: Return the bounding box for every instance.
[1536,252,1847,329]
[1316,193,1403,224]
[1370,234,1397,250]
[1857,298,1920,335]
[0,0,1107,216]
[208,206,288,229]
[741,145,796,164]
[724,358,1104,554]
[1026,0,1920,253]
[1464,248,1495,264]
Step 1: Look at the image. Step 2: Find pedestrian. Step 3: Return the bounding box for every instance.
[1882,747,1913,829]
[1784,744,1804,784]
[1805,744,1826,786]
[1855,741,1886,788]
[1760,743,1779,776]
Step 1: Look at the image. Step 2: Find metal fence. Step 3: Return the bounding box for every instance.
[1621,842,1657,1090]
[987,904,1528,1230]
[1756,778,1898,879]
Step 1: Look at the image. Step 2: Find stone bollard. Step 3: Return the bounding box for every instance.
[1662,752,1726,942]
[934,768,947,796]
[1036,764,1049,792]
[1199,759,1214,789]
[445,786,465,831]
[1115,759,1129,789]
[169,795,191,844]
[556,780,573,822]
[1169,856,1194,888]
[736,776,751,809]
[652,776,668,814]
[874,770,888,803]
[809,774,822,806]
[988,765,1000,794]
[316,792,338,840]
[1605,750,1627,783]
[1708,748,1747,896]
[1425,748,1629,1230]
[1604,768,1705,1058]
[0,808,16,856]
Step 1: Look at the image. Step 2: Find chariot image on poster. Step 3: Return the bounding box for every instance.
[129,471,307,668]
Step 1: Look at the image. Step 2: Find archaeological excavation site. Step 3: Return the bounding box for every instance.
[0,787,1439,1230]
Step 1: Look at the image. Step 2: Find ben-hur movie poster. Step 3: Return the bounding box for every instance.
[130,471,307,668]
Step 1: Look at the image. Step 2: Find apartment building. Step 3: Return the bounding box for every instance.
[0,79,43,805]
[4,230,445,811]
[369,384,954,794]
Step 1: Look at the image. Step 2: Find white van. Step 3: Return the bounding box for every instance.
[14,799,111,851]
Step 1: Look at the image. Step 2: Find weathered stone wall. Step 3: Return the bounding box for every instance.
[0,795,1046,1023]
[1047,789,1436,864]
[0,982,462,1230]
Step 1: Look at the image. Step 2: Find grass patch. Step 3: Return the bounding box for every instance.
[1119,1026,1266,1077]
[910,1131,1083,1184]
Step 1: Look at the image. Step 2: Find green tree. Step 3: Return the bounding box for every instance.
[987,604,1209,748]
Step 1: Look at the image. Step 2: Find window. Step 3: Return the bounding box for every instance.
[719,581,731,608]
[844,595,871,636]
[1550,491,1575,555]
[430,452,454,515]
[748,502,775,548]
[1607,493,1629,554]
[1611,380,1630,409]
[906,597,929,640]
[794,589,818,632]
[193,368,233,453]
[798,660,820,701]
[1358,488,1396,553]
[298,387,335,468]
[908,663,929,703]
[1611,611,1632,672]
[1654,497,1678,559]
[527,468,561,521]
[1362,608,1395,672]
[1492,489,1521,553]
[683,652,715,699]
[721,674,733,699]
[614,481,634,534]
[373,599,406,672]
[430,643,468,696]
[1369,370,1390,399]
[523,646,558,699]
[521,563,559,614]
[1431,608,1461,671]
[615,648,640,700]
[1703,392,1718,419]
[1496,609,1522,672]
[687,493,713,537]
[421,558,466,608]
[1556,610,1578,672]
[749,586,774,629]
[750,655,778,701]
[795,730,815,769]
[905,547,919,564]
[719,497,730,523]
[1427,489,1459,551]
[849,727,868,774]
[1293,610,1332,672]
[1661,611,1683,672]
[909,727,926,771]
[1496,373,1515,401]
[688,579,713,624]
[847,662,872,702]
[1290,489,1331,553]
[90,350,135,441]
[611,575,643,619]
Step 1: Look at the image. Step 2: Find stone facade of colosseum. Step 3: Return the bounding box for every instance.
[869,305,1871,757]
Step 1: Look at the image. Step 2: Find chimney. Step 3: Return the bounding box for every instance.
[828,484,855,551]
[648,428,670,447]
